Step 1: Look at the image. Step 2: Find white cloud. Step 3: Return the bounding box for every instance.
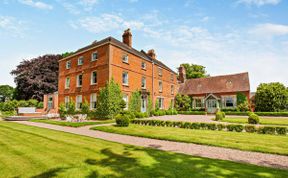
[0,16,25,37]
[249,23,288,37]
[237,0,281,6]
[19,0,53,10]
[71,14,144,33]
[79,0,99,11]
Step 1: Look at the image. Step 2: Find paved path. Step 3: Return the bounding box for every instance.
[16,121,288,170]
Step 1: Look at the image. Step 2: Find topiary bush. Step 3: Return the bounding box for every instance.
[276,127,287,135]
[227,124,244,132]
[216,124,225,131]
[215,111,223,121]
[248,113,260,124]
[258,126,276,135]
[120,110,135,120]
[190,123,200,129]
[115,114,130,127]
[207,123,217,130]
[244,125,256,133]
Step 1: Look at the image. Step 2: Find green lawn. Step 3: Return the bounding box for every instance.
[221,117,288,126]
[30,119,115,127]
[0,122,287,178]
[92,124,288,156]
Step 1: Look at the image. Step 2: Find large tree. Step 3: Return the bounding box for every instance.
[180,63,209,79]
[11,54,62,101]
[255,82,288,112]
[0,85,14,102]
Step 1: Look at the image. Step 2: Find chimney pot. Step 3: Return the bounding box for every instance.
[178,65,186,83]
[122,28,132,47]
[147,49,156,59]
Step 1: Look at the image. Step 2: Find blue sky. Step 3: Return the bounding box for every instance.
[0,0,287,91]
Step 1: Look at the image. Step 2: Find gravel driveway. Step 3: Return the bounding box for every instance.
[15,121,288,170]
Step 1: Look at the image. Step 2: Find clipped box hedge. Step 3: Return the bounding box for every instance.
[178,111,207,115]
[224,111,288,117]
[131,119,287,136]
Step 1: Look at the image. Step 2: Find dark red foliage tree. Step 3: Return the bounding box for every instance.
[11,54,62,101]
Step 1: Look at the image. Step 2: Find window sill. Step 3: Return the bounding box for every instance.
[122,61,129,64]
[91,59,98,62]
[141,68,146,71]
[90,83,98,86]
[159,91,163,93]
[122,84,129,87]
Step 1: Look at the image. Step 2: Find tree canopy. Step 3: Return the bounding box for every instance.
[180,63,209,79]
[11,54,62,101]
[0,85,14,102]
[255,82,288,112]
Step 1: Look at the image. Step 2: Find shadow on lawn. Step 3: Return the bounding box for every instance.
[82,146,283,178]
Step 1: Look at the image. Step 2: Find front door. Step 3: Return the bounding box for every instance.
[141,96,147,113]
[207,99,217,113]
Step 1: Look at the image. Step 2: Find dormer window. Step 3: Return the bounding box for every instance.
[141,62,146,70]
[91,52,98,61]
[78,56,84,65]
[66,61,71,69]
[122,54,129,63]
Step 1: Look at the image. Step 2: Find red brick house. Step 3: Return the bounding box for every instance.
[50,29,178,112]
[178,66,250,113]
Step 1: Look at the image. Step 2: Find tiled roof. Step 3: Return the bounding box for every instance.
[178,72,250,95]
[62,36,177,74]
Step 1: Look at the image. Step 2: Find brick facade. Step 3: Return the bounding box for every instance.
[58,29,178,111]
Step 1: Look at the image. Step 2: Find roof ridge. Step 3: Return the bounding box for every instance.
[185,72,248,81]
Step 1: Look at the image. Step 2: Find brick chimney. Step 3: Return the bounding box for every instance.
[147,49,156,59]
[178,65,186,83]
[122,28,132,47]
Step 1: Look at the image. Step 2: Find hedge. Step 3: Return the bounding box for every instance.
[178,111,207,115]
[224,111,288,117]
[131,119,287,136]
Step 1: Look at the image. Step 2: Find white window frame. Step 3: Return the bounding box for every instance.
[158,97,164,109]
[171,85,174,95]
[64,96,70,108]
[141,62,146,70]
[171,73,174,81]
[194,98,204,108]
[91,51,98,61]
[66,61,71,69]
[141,77,146,89]
[90,93,97,110]
[77,74,83,87]
[65,77,70,89]
[158,67,163,76]
[224,96,235,108]
[122,94,128,110]
[122,72,129,86]
[78,56,84,65]
[91,71,97,85]
[122,54,129,63]
[159,80,163,92]
[76,95,82,110]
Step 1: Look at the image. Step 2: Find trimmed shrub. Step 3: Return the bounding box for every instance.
[248,113,260,124]
[221,108,238,112]
[276,127,287,135]
[227,124,244,132]
[165,121,173,127]
[115,114,130,127]
[216,124,225,131]
[215,111,223,121]
[183,122,191,129]
[244,125,256,133]
[207,123,217,130]
[120,110,135,120]
[200,123,208,130]
[258,126,276,135]
[255,112,288,117]
[190,123,200,129]
[221,112,226,118]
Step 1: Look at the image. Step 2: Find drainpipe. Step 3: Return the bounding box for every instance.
[152,62,154,108]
